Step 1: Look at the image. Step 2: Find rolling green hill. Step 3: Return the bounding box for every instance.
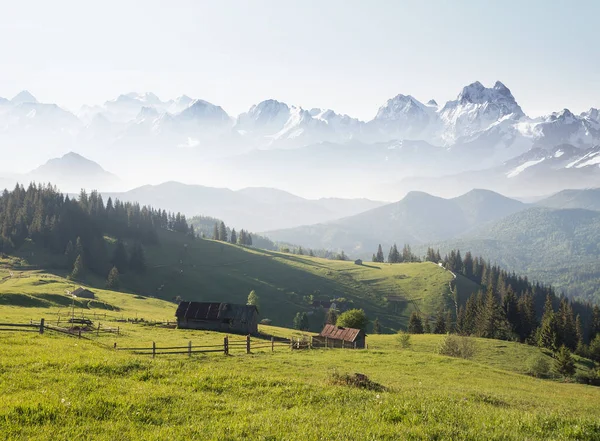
[2,230,479,332]
[1,322,600,440]
[431,206,600,301]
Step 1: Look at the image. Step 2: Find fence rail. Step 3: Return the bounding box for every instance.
[0,319,45,334]
[114,335,291,358]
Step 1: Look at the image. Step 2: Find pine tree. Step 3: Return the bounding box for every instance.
[538,295,559,352]
[434,310,447,334]
[70,254,84,279]
[218,222,227,242]
[326,308,339,325]
[477,287,509,339]
[111,240,129,273]
[558,298,577,351]
[517,292,537,342]
[423,316,431,333]
[106,266,120,289]
[293,312,309,331]
[373,317,381,334]
[129,243,147,273]
[213,223,219,240]
[553,345,576,378]
[64,240,75,267]
[407,312,424,334]
[502,288,519,336]
[376,244,384,263]
[247,290,259,310]
[590,305,600,341]
[230,229,237,244]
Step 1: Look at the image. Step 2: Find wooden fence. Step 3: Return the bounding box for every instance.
[115,335,292,358]
[0,319,45,334]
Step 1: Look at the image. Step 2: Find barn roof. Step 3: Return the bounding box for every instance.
[319,324,363,342]
[71,287,94,297]
[175,302,258,321]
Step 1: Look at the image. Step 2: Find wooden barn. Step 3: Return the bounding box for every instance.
[70,287,95,299]
[314,324,366,349]
[175,302,259,335]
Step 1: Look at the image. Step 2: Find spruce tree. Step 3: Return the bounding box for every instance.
[247,290,259,310]
[558,299,577,351]
[408,312,424,334]
[218,221,227,242]
[129,243,147,273]
[423,316,431,333]
[64,240,75,267]
[326,308,339,325]
[376,244,384,263]
[230,229,237,244]
[70,254,84,279]
[106,266,120,289]
[373,317,382,334]
[111,240,129,273]
[434,310,447,334]
[553,345,576,378]
[213,223,219,240]
[538,295,559,352]
[590,305,600,341]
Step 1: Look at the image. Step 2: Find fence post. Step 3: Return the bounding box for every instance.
[117,327,120,335]
[188,340,192,357]
[325,337,328,348]
[97,323,100,336]
[152,341,156,358]
[39,318,44,334]
[354,341,357,350]
[224,336,229,355]
[310,336,313,349]
[246,335,251,354]
[290,338,293,351]
[271,336,274,352]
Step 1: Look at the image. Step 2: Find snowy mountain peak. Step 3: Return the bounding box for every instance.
[375,94,429,121]
[11,90,38,105]
[136,106,160,121]
[427,99,438,107]
[582,108,600,122]
[176,99,231,124]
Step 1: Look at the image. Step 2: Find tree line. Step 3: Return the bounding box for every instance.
[372,243,420,263]
[0,183,194,283]
[405,248,600,364]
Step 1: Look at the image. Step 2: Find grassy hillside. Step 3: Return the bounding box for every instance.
[2,233,480,331]
[433,206,600,301]
[1,326,600,440]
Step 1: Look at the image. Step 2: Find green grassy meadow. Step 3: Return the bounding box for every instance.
[3,245,600,439]
[1,327,600,440]
[3,231,480,331]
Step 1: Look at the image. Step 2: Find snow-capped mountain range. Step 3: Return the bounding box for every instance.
[1,82,599,199]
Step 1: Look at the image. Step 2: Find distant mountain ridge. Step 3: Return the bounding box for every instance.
[2,83,600,199]
[264,189,526,255]
[101,182,385,232]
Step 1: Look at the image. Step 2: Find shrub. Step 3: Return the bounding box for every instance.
[396,331,411,349]
[329,371,385,391]
[437,334,476,359]
[526,353,550,378]
[336,309,368,330]
[575,369,600,387]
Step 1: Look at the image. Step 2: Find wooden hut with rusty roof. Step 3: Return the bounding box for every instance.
[175,302,258,335]
[314,324,366,349]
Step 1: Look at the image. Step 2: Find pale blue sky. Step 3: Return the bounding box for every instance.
[1,0,598,119]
